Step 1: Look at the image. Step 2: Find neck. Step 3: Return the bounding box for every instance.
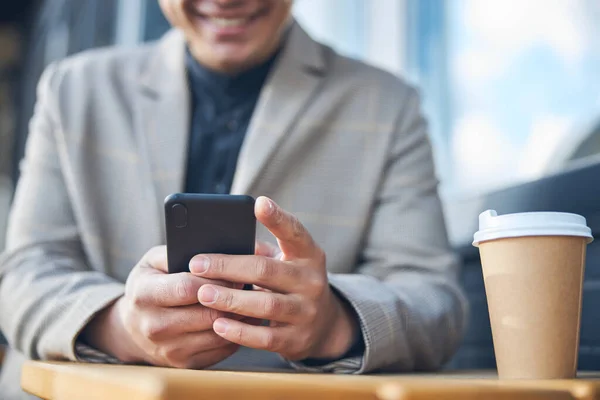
[190,50,277,76]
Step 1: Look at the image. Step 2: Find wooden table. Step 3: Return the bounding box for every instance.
[21,361,600,400]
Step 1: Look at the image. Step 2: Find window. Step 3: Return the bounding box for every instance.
[293,0,406,75]
[143,0,170,42]
[12,0,120,183]
[7,1,600,243]
[441,0,600,197]
[292,0,367,61]
[294,0,600,202]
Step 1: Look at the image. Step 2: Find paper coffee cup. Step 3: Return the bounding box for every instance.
[473,210,593,379]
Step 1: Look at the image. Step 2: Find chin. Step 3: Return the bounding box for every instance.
[215,57,256,73]
[211,46,269,72]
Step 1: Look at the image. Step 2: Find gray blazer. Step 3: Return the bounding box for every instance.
[0,23,467,398]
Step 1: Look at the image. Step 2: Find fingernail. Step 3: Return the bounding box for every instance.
[264,198,275,216]
[190,256,209,274]
[199,285,218,303]
[214,319,229,335]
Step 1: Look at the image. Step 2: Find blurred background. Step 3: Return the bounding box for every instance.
[1,0,600,370]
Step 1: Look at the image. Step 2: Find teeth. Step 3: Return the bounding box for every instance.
[210,17,247,28]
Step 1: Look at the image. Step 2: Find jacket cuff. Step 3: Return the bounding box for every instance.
[74,342,121,364]
[324,273,415,373]
[286,278,369,374]
[58,283,125,361]
[287,355,364,374]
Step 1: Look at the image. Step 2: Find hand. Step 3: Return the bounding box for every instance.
[190,197,359,361]
[81,246,241,369]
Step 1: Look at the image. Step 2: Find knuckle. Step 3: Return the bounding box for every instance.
[206,307,225,324]
[149,346,164,364]
[261,331,278,351]
[307,273,327,296]
[299,332,313,351]
[290,217,304,239]
[120,306,134,329]
[163,345,183,365]
[235,324,244,344]
[304,304,318,321]
[285,299,302,318]
[131,290,146,308]
[282,264,301,280]
[129,282,148,307]
[124,279,135,299]
[223,291,237,311]
[174,278,194,301]
[313,279,327,296]
[212,257,225,274]
[140,319,164,341]
[273,207,284,225]
[255,258,274,282]
[263,296,282,319]
[126,265,141,286]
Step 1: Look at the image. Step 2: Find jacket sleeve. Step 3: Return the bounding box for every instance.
[290,87,468,374]
[0,63,125,361]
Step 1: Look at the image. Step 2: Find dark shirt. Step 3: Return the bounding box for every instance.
[184,48,279,194]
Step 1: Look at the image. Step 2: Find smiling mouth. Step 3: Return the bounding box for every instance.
[189,7,269,30]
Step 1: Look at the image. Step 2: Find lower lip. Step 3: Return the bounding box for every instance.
[197,15,261,37]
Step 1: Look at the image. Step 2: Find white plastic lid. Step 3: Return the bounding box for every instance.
[473,210,593,247]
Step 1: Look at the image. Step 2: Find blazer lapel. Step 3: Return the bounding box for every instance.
[131,24,328,233]
[231,23,327,195]
[135,30,190,241]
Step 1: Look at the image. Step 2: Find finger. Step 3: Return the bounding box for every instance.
[255,197,317,260]
[134,273,242,307]
[157,335,239,370]
[185,343,239,369]
[212,318,291,355]
[198,285,302,323]
[189,254,305,293]
[139,304,237,340]
[161,330,232,356]
[254,241,282,259]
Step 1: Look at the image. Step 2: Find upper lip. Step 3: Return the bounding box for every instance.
[188,7,264,19]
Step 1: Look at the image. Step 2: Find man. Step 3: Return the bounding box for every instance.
[0,0,467,398]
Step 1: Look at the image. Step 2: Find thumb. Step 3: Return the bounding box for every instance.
[139,245,169,274]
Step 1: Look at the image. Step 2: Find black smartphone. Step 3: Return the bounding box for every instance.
[165,193,256,274]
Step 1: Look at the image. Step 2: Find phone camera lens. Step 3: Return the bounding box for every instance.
[171,204,188,228]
